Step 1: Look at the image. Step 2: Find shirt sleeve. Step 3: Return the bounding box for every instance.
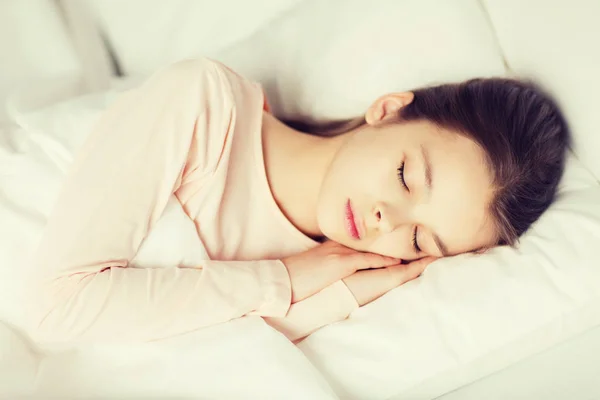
[263,280,359,342]
[26,58,292,343]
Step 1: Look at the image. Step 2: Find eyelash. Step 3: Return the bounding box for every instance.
[397,162,409,191]
[398,162,420,253]
[412,227,421,253]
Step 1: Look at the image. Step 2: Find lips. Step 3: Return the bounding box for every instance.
[345,199,361,240]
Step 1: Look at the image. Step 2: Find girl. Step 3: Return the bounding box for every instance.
[27,58,569,343]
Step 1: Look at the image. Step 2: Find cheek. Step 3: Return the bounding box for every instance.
[315,194,333,234]
[366,231,407,259]
[316,178,344,239]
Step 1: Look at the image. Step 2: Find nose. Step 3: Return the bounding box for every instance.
[373,203,398,234]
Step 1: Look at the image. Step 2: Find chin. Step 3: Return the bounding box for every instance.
[318,219,346,245]
[325,229,363,251]
[329,234,352,247]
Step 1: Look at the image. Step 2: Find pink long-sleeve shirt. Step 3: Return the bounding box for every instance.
[27,58,358,343]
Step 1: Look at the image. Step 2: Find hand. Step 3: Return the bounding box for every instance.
[281,241,401,303]
[343,256,438,306]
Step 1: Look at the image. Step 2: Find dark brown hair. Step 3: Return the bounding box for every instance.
[286,78,570,246]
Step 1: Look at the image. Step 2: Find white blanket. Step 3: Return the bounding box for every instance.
[0,117,337,398]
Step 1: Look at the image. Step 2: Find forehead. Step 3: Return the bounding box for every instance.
[408,122,498,253]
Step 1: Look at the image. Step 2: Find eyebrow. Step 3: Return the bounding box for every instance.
[421,144,432,195]
[433,233,450,257]
[421,144,449,257]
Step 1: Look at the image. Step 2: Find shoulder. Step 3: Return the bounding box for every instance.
[147,57,259,104]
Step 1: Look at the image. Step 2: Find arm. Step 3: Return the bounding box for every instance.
[264,280,359,342]
[26,58,291,343]
[264,257,436,342]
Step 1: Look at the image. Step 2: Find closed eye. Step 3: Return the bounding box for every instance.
[397,162,409,191]
[412,226,421,253]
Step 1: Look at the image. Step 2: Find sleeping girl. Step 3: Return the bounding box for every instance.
[26,58,569,343]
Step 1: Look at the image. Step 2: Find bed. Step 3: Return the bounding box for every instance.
[1,0,599,398]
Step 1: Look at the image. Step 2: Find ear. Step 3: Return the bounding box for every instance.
[365,92,415,125]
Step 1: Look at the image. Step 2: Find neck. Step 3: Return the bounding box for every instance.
[261,112,346,240]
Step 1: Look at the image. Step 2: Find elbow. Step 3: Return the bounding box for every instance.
[24,274,90,344]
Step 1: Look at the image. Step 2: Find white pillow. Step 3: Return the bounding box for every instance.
[213,0,507,120]
[87,0,302,76]
[94,0,507,120]
[482,0,600,181]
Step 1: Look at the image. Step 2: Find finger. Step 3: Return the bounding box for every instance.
[388,256,438,284]
[412,256,438,270]
[344,258,438,306]
[352,252,402,271]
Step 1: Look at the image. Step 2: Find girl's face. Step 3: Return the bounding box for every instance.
[316,94,497,260]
